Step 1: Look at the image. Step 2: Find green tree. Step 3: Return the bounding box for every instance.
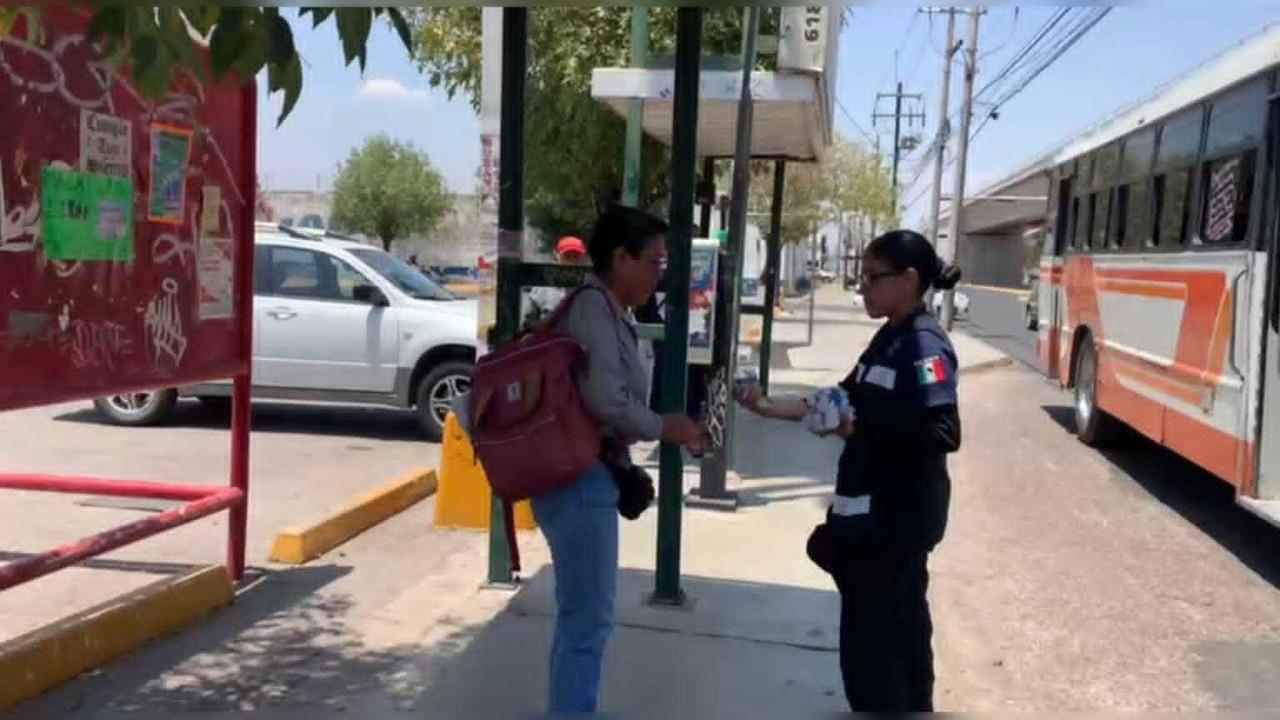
[331,135,449,252]
[1,7,412,126]
[748,135,897,245]
[408,8,753,238]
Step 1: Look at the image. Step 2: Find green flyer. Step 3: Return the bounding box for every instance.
[41,167,135,262]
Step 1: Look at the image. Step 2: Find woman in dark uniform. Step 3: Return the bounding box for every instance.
[737,229,962,712]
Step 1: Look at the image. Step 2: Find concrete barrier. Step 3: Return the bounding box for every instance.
[0,564,232,709]
[434,412,535,531]
[269,468,438,564]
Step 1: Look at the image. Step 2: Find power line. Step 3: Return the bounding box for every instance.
[903,7,1111,214]
[836,97,878,146]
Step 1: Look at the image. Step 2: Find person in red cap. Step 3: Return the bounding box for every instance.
[523,235,590,327]
[555,235,587,263]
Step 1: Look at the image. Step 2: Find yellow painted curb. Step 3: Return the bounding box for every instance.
[0,564,232,709]
[434,412,536,531]
[269,468,438,564]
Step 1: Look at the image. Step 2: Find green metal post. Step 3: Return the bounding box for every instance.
[759,160,785,395]
[487,7,527,587]
[691,6,758,509]
[650,7,701,607]
[622,8,649,208]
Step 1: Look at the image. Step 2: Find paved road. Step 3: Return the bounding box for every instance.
[957,285,1040,370]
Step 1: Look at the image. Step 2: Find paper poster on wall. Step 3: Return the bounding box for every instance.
[197,232,235,319]
[688,239,719,366]
[148,123,192,224]
[80,110,132,178]
[200,185,222,234]
[41,167,134,261]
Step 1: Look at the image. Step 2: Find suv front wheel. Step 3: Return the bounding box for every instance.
[414,361,472,442]
[93,389,178,426]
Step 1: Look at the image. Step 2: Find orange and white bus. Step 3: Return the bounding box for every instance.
[1035,28,1280,525]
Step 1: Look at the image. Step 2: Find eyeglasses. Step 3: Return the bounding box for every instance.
[857,269,904,287]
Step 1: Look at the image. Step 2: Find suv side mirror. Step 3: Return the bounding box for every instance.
[353,284,389,307]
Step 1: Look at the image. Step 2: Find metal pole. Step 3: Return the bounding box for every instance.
[699,158,714,236]
[807,220,816,346]
[692,5,758,510]
[651,7,702,606]
[892,80,903,198]
[943,8,980,331]
[487,7,526,586]
[926,9,956,248]
[622,8,649,208]
[759,160,785,395]
[228,80,257,583]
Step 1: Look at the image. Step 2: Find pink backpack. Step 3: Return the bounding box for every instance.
[469,287,603,570]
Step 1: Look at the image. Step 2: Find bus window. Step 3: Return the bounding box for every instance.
[1200,150,1256,245]
[1111,187,1128,249]
[1092,191,1111,249]
[1071,197,1085,250]
[1156,108,1205,170]
[1054,178,1073,255]
[1155,168,1192,247]
[1124,181,1152,249]
[1123,128,1156,181]
[1205,75,1267,156]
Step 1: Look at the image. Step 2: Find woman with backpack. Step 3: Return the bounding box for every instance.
[535,205,703,713]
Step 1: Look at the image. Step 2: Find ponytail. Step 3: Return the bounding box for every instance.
[865,229,963,296]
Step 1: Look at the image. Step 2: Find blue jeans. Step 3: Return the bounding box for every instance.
[530,461,619,714]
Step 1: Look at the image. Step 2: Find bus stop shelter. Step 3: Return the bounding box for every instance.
[479,7,836,604]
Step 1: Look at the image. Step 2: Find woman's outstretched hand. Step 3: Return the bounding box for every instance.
[735,385,764,414]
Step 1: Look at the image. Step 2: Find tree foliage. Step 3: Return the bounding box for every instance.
[748,135,897,245]
[331,135,449,252]
[1,7,410,126]
[408,8,751,238]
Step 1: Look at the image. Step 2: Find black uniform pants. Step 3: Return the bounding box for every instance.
[834,549,933,712]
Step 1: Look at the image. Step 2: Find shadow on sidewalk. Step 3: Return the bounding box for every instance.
[1041,404,1280,590]
[406,566,846,716]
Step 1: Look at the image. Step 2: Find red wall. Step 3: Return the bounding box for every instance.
[0,8,255,411]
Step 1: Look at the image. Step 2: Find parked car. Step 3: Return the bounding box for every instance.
[94,224,480,441]
[1025,272,1040,330]
[929,289,970,320]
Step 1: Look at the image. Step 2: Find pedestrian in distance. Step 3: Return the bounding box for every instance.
[534,206,703,713]
[736,229,962,712]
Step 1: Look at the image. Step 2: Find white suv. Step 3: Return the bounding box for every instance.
[94,224,479,441]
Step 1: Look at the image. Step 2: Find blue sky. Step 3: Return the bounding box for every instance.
[259,5,1280,227]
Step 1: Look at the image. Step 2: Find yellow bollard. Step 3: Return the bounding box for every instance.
[434,412,536,530]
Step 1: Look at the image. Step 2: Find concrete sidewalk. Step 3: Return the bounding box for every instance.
[20,287,1010,717]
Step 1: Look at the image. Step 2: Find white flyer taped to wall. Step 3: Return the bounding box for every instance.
[198,233,235,319]
[80,110,132,178]
[201,185,222,234]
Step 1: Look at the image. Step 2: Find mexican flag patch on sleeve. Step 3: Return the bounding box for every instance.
[915,356,948,385]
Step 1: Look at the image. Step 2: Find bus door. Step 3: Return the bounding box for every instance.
[1040,175,1072,378]
[1254,96,1280,510]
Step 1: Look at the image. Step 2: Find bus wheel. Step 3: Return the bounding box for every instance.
[1073,338,1115,446]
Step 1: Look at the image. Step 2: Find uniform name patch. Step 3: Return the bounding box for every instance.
[864,365,896,389]
[915,356,948,385]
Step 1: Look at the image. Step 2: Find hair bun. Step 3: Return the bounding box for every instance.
[934,263,962,291]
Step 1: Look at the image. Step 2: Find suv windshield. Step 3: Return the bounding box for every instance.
[349,249,457,301]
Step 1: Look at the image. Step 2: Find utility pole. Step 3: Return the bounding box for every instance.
[873,83,925,202]
[924,8,958,248]
[942,8,982,331]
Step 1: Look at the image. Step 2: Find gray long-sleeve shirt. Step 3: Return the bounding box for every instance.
[557,274,663,444]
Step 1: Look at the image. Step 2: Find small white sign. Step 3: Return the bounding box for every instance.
[201,185,222,234]
[197,233,235,320]
[778,7,831,74]
[80,110,132,178]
